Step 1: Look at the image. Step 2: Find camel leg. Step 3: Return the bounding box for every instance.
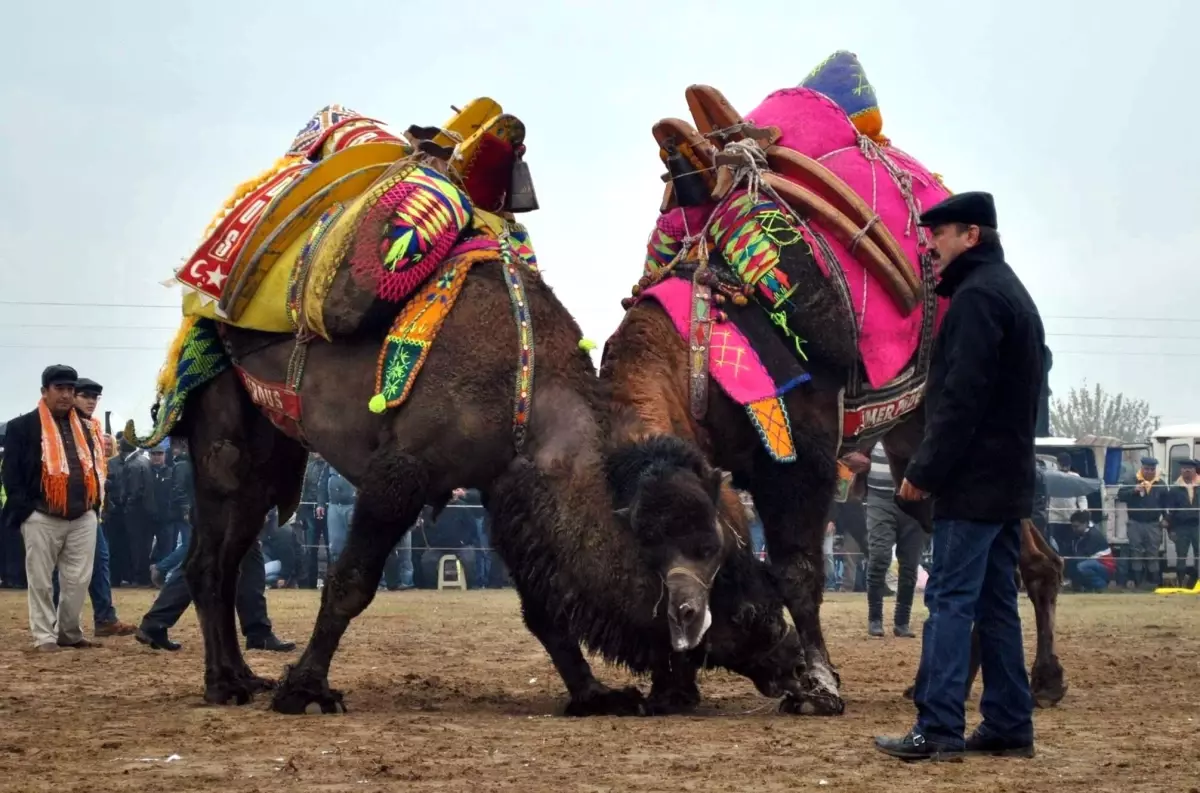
[1020,520,1066,707]
[646,653,702,715]
[185,372,305,704]
[750,443,844,716]
[272,448,428,715]
[486,457,648,717]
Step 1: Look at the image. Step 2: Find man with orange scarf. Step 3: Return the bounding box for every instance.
[0,365,104,651]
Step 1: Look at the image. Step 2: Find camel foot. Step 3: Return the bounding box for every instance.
[778,687,846,716]
[564,683,646,717]
[204,671,269,706]
[645,682,701,716]
[271,666,347,715]
[1031,657,1067,708]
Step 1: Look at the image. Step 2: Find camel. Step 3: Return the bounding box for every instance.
[598,73,1067,714]
[163,255,815,716]
[601,279,1067,714]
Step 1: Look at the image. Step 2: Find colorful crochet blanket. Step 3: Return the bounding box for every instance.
[743,55,951,388]
[126,316,231,449]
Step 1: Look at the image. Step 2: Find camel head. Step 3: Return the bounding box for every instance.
[698,548,809,701]
[608,437,733,653]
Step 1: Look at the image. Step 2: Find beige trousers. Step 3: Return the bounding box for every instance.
[22,510,98,647]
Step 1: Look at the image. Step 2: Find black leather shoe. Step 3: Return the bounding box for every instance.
[965,728,1035,758]
[894,624,917,638]
[135,627,181,652]
[246,635,296,652]
[874,729,963,762]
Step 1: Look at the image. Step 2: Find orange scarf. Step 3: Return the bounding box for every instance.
[37,399,99,516]
[85,416,108,499]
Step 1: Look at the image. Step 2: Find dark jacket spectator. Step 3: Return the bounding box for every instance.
[169,453,195,523]
[301,457,329,511]
[904,236,1045,521]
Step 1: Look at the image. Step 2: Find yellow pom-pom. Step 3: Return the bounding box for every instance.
[368,393,388,414]
[578,338,597,352]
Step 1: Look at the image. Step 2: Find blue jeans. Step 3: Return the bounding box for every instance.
[474,517,491,587]
[748,517,767,559]
[326,503,353,565]
[383,530,415,589]
[1069,558,1110,592]
[52,522,117,627]
[155,522,192,579]
[913,519,1033,747]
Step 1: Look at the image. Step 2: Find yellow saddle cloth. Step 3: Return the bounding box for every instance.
[176,99,513,334]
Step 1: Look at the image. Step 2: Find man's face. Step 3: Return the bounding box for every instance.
[928,223,979,273]
[150,451,166,467]
[1142,464,1158,480]
[1071,520,1088,535]
[1182,466,1197,483]
[41,383,76,416]
[74,392,99,418]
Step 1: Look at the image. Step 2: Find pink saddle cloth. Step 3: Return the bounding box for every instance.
[746,87,951,388]
[639,278,781,406]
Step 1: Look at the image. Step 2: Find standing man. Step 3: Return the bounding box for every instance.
[1046,453,1088,554]
[875,192,1043,761]
[1117,457,1170,589]
[50,378,137,636]
[1,365,105,651]
[1166,459,1199,589]
[864,442,925,638]
[298,453,329,587]
[118,434,156,586]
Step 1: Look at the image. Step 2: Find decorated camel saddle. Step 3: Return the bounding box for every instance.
[621,51,952,462]
[130,100,540,448]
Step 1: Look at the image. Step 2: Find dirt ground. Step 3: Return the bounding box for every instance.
[0,589,1196,793]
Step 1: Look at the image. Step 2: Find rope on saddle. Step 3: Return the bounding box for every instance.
[500,232,535,452]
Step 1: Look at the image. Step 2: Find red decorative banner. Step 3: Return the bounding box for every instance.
[841,383,924,440]
[235,367,305,441]
[175,160,311,302]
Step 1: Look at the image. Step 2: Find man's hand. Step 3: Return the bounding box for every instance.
[150,565,163,588]
[316,506,325,519]
[897,478,929,502]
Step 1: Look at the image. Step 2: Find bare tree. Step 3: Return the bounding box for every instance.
[1050,381,1156,442]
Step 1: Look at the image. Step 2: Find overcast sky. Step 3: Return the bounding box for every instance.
[1,0,1195,434]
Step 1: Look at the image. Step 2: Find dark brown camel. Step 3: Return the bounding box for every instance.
[170,256,814,716]
[600,271,1067,714]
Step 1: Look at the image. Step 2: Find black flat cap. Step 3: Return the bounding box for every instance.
[41,365,78,389]
[75,378,102,396]
[918,191,997,230]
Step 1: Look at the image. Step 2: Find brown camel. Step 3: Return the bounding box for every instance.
[165,253,816,716]
[600,265,1067,715]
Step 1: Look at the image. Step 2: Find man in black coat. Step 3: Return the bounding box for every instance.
[1166,459,1199,588]
[875,192,1043,761]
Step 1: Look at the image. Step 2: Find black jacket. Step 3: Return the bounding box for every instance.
[1117,477,1170,524]
[169,454,195,523]
[1,408,100,531]
[1165,481,1198,530]
[905,240,1045,522]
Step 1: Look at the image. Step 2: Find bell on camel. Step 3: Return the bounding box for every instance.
[505,146,539,213]
[665,142,709,207]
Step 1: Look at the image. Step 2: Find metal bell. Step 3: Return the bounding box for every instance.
[665,142,709,207]
[505,146,539,213]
